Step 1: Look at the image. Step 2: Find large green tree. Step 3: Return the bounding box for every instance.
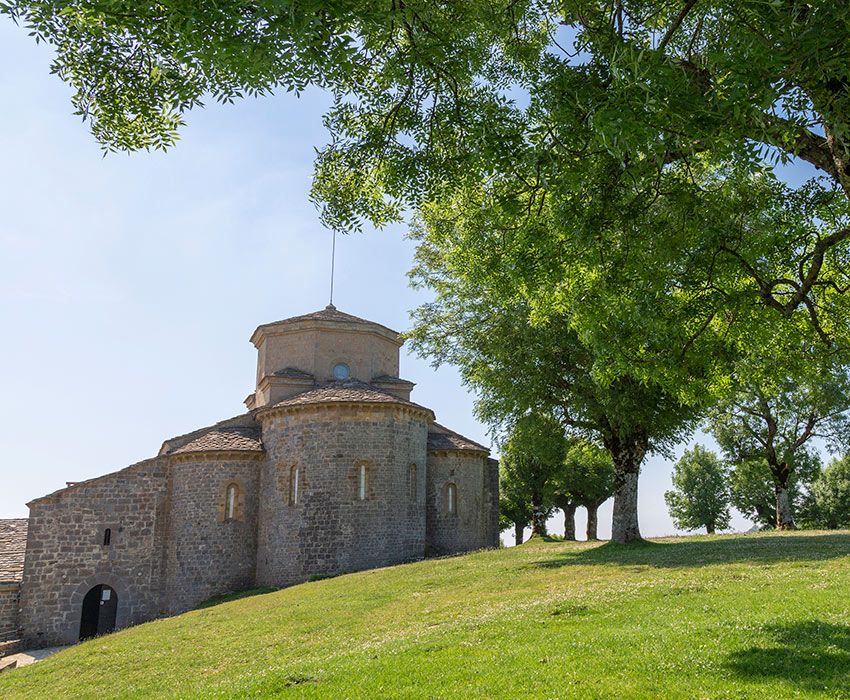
[7,1,850,541]
[5,1,850,339]
[664,445,730,534]
[729,455,821,530]
[407,237,712,542]
[499,412,566,537]
[711,352,850,529]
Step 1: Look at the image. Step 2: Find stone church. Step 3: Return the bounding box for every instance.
[0,306,499,651]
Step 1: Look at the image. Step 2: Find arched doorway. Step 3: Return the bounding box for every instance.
[79,584,118,640]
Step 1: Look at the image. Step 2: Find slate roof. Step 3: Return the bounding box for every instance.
[252,305,399,341]
[371,375,415,385]
[427,422,489,453]
[283,305,379,326]
[170,426,264,455]
[0,519,28,583]
[264,380,432,415]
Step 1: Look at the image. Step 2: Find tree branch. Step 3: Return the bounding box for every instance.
[658,0,699,53]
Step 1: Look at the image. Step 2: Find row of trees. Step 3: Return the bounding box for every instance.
[667,446,850,534]
[7,2,850,542]
[498,413,615,544]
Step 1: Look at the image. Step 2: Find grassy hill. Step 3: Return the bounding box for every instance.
[2,532,849,699]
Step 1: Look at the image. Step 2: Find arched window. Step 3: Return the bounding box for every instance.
[290,465,300,505]
[358,463,367,501]
[102,528,111,546]
[225,484,238,520]
[409,464,417,501]
[446,483,457,515]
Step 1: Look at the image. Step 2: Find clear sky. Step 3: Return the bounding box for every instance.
[2,20,813,541]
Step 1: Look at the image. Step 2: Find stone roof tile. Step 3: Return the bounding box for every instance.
[265,380,432,414]
[284,305,378,326]
[427,422,489,453]
[252,305,399,342]
[170,426,263,455]
[0,519,28,583]
[371,375,415,385]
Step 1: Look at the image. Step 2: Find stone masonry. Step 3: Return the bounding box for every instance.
[2,306,499,648]
[0,519,27,650]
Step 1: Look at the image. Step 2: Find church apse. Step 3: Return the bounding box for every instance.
[7,305,498,650]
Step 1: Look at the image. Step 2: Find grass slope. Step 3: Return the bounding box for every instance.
[2,532,849,699]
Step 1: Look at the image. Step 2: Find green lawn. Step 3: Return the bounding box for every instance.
[2,532,849,699]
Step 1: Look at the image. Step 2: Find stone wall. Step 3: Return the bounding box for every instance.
[426,451,499,555]
[486,457,501,546]
[256,403,429,587]
[0,584,20,643]
[163,454,261,614]
[17,458,169,647]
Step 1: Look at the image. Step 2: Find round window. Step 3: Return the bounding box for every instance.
[333,363,350,380]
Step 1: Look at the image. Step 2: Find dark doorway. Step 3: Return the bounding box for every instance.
[79,584,118,640]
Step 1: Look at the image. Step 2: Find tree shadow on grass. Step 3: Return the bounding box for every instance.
[530,533,850,570]
[725,620,850,696]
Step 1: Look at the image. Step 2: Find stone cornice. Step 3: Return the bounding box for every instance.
[427,447,490,457]
[168,450,265,464]
[255,399,435,423]
[250,318,402,348]
[257,375,316,392]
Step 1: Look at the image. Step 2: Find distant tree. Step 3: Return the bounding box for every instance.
[664,446,730,534]
[729,454,822,530]
[729,459,781,530]
[711,361,850,529]
[499,413,566,537]
[805,456,850,530]
[499,469,533,546]
[550,491,579,542]
[554,441,615,541]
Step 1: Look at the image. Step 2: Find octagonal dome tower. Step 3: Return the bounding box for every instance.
[245,304,414,409]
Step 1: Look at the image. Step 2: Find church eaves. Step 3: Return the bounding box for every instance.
[169,426,264,455]
[250,304,400,347]
[256,380,434,418]
[427,422,490,453]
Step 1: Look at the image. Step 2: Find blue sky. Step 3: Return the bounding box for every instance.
[0,20,787,540]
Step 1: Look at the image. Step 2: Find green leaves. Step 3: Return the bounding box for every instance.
[664,445,731,533]
[556,439,616,506]
[806,455,850,529]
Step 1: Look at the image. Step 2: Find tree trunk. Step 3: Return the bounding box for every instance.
[514,521,525,546]
[586,502,600,541]
[706,522,715,535]
[775,483,797,530]
[771,460,797,530]
[563,504,577,541]
[607,434,647,544]
[531,504,548,537]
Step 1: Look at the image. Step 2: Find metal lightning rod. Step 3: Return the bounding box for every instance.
[329,229,336,307]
